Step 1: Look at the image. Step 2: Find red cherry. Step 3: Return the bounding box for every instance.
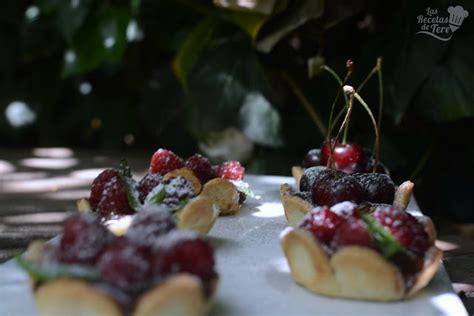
[320,140,365,174]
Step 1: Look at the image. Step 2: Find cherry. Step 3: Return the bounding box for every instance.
[299,166,327,192]
[311,169,363,207]
[353,173,395,204]
[320,140,365,174]
[301,149,321,168]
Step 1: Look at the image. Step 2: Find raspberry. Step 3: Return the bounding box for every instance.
[149,149,184,175]
[58,213,113,265]
[299,206,345,244]
[126,205,176,247]
[89,169,120,209]
[331,218,374,251]
[97,236,152,292]
[138,172,164,202]
[217,160,245,180]
[96,176,135,218]
[373,206,431,253]
[353,173,395,204]
[185,154,216,183]
[151,230,215,281]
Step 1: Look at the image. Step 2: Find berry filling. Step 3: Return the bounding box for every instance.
[185,154,216,183]
[20,212,217,312]
[299,204,434,280]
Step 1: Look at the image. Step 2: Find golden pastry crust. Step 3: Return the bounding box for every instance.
[280,227,442,301]
[280,184,312,226]
[177,197,219,234]
[134,274,217,316]
[291,166,304,190]
[200,178,240,215]
[164,168,202,194]
[35,279,123,316]
[33,274,218,316]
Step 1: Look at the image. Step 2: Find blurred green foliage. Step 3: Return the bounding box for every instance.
[0,0,473,221]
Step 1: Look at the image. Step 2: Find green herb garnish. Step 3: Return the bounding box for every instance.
[118,159,141,211]
[230,180,259,199]
[361,213,404,259]
[15,255,99,282]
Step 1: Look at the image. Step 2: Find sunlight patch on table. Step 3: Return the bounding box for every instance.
[252,202,284,218]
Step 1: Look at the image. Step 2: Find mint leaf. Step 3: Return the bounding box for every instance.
[118,159,141,211]
[144,184,166,205]
[16,255,99,282]
[230,180,260,199]
[361,214,403,259]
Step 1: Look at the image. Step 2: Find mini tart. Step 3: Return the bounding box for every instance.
[280,177,415,226]
[280,227,442,301]
[78,168,242,235]
[163,168,242,215]
[25,242,218,316]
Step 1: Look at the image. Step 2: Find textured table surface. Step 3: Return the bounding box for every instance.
[0,148,473,313]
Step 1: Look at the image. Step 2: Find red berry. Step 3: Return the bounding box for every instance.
[185,154,216,183]
[373,206,431,253]
[89,169,120,209]
[320,140,365,174]
[312,169,363,207]
[126,205,176,247]
[299,166,326,192]
[97,236,152,292]
[217,160,245,180]
[331,218,374,251]
[300,206,345,244]
[149,149,184,175]
[59,213,113,265]
[138,172,164,202]
[96,176,135,218]
[152,230,215,281]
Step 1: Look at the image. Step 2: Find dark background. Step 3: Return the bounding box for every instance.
[0,0,473,222]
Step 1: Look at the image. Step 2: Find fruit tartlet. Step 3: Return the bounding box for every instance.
[78,148,250,235]
[280,202,442,301]
[17,210,218,316]
[280,166,415,226]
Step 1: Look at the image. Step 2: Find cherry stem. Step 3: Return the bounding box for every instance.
[376,57,384,144]
[327,93,355,171]
[281,71,327,137]
[321,62,352,144]
[353,92,380,173]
